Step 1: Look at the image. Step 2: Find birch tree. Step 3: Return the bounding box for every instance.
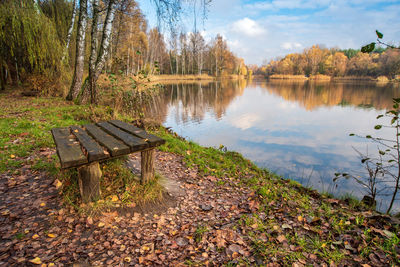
[79,0,117,104]
[67,0,88,101]
[62,0,77,62]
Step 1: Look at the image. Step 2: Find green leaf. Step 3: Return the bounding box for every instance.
[366,135,372,139]
[342,173,348,177]
[393,98,400,103]
[376,30,383,39]
[391,117,397,125]
[361,158,370,163]
[376,115,383,119]
[334,172,340,176]
[379,150,385,155]
[349,133,355,136]
[136,50,141,55]
[361,42,375,53]
[374,125,382,130]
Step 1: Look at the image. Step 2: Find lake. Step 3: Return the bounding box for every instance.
[143,79,400,212]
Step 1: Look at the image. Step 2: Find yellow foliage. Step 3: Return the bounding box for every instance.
[29,257,42,265]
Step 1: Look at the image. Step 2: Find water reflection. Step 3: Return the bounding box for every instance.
[141,79,400,212]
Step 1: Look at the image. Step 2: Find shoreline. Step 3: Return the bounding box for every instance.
[150,74,251,82]
[267,74,399,82]
[0,88,399,265]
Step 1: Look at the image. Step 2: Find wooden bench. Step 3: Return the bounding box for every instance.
[51,120,165,203]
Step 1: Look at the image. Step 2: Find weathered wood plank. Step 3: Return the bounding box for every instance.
[70,125,109,162]
[78,162,102,203]
[141,149,155,184]
[97,122,148,152]
[51,127,88,168]
[109,120,165,147]
[84,124,130,157]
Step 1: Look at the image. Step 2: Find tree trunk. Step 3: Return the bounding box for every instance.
[141,149,155,183]
[169,51,174,74]
[62,0,77,62]
[14,59,19,85]
[77,0,116,104]
[67,0,88,101]
[88,0,100,104]
[0,62,6,90]
[78,162,102,203]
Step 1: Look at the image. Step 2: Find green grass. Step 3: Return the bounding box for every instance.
[194,225,209,243]
[1,91,399,265]
[0,93,161,213]
[156,128,264,179]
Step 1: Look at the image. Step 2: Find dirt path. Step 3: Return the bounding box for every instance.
[0,151,255,266]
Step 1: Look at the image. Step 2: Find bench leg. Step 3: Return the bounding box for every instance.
[78,162,102,203]
[141,148,155,184]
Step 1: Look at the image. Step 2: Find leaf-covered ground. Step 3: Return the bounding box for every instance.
[0,90,399,266]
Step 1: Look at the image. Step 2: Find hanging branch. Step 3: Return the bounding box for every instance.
[62,0,77,62]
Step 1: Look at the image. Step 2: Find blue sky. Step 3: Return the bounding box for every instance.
[137,0,400,65]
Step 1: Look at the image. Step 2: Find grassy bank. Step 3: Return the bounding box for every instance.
[0,89,399,265]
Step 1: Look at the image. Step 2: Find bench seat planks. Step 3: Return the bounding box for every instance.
[51,121,165,170]
[70,125,109,162]
[84,124,130,157]
[51,127,88,168]
[109,120,165,147]
[97,122,148,152]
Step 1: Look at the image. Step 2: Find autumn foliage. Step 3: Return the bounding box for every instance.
[259,45,400,79]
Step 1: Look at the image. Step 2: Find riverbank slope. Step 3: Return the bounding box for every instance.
[0,89,399,266]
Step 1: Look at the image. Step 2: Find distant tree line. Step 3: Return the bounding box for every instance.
[257,45,400,78]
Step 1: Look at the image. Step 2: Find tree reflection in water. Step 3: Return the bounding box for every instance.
[131,79,400,212]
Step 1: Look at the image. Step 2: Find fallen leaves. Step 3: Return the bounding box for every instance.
[1,146,399,267]
[53,179,62,189]
[277,235,287,243]
[29,257,42,265]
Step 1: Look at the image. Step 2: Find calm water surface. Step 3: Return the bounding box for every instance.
[144,79,400,212]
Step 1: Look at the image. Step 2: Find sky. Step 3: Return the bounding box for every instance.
[137,0,400,65]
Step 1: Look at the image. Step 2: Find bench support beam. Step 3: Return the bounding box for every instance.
[78,162,102,203]
[141,149,155,184]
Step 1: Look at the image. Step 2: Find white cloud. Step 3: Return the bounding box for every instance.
[138,0,400,65]
[230,113,262,130]
[281,42,303,50]
[231,18,266,37]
